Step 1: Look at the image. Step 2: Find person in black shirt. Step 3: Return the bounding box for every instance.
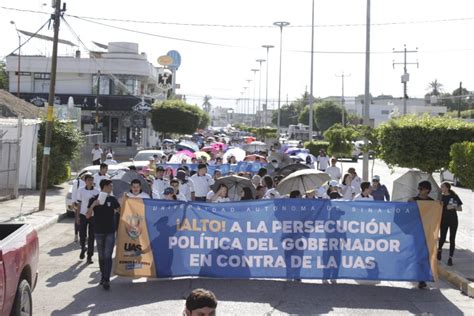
[87,179,120,290]
[408,180,435,289]
[437,182,463,266]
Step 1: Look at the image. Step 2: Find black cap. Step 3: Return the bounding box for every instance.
[156,166,165,171]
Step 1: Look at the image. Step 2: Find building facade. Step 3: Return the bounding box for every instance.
[6,42,168,149]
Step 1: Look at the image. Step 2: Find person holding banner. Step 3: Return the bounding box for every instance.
[184,288,217,316]
[438,182,463,266]
[206,183,230,203]
[353,182,374,201]
[152,166,169,199]
[177,169,193,201]
[125,179,150,199]
[190,164,215,201]
[170,178,187,201]
[409,180,435,289]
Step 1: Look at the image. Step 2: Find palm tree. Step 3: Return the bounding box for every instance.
[427,79,443,96]
[202,95,212,113]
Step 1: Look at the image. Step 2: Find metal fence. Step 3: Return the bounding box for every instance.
[0,137,20,200]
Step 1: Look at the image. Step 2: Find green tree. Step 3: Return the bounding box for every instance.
[427,79,444,96]
[323,123,354,157]
[271,92,310,127]
[0,60,8,90]
[314,101,347,132]
[37,119,84,186]
[376,114,474,173]
[449,141,474,190]
[151,99,205,135]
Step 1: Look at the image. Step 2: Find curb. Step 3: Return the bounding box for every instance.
[34,212,69,233]
[438,262,474,297]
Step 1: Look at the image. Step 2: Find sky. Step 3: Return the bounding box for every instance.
[1,0,473,112]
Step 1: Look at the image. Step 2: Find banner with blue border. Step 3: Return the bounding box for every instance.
[115,199,441,281]
[158,162,266,176]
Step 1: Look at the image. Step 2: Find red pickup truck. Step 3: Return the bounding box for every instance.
[0,224,39,316]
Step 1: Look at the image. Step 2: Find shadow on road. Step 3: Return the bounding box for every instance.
[48,241,80,257]
[46,261,89,288]
[51,278,465,315]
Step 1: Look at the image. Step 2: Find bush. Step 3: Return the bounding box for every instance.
[37,120,83,186]
[304,140,329,156]
[151,100,209,135]
[449,142,474,190]
[377,114,474,173]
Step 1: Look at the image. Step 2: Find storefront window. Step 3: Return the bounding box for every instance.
[92,75,111,95]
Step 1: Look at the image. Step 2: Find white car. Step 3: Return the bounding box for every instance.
[65,164,129,216]
[132,150,165,162]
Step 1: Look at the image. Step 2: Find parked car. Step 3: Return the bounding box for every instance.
[132,150,165,162]
[0,224,39,316]
[440,169,462,187]
[65,164,129,216]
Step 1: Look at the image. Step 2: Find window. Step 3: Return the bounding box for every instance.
[34,73,50,80]
[92,75,111,95]
[381,110,390,115]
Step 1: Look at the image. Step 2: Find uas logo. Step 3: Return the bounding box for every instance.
[125,214,143,240]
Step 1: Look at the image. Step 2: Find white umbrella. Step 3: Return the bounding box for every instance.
[223,147,246,162]
[212,175,256,201]
[277,169,331,196]
[169,153,192,163]
[392,170,441,202]
[244,141,267,153]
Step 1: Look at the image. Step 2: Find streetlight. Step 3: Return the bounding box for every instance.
[10,21,21,98]
[308,0,315,140]
[256,59,266,127]
[262,45,274,127]
[242,87,249,115]
[362,0,371,181]
[245,79,252,115]
[251,68,259,126]
[273,21,290,138]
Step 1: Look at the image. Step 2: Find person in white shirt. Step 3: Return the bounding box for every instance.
[170,178,187,201]
[316,149,331,172]
[152,166,169,199]
[71,171,89,242]
[91,143,103,165]
[353,181,374,201]
[103,153,117,165]
[348,167,362,194]
[262,175,280,199]
[126,179,151,199]
[76,174,99,263]
[341,173,356,200]
[325,158,341,181]
[93,163,109,188]
[206,184,230,203]
[190,164,215,201]
[176,169,192,201]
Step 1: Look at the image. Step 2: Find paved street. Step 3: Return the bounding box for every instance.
[31,160,473,315]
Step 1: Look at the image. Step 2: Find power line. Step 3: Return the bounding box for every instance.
[2,6,474,28]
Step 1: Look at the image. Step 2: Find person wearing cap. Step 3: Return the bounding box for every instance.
[104,153,117,165]
[177,169,192,201]
[354,182,374,201]
[316,149,331,172]
[190,164,215,201]
[71,170,90,242]
[325,158,341,181]
[162,187,177,200]
[327,180,342,199]
[152,166,169,199]
[93,163,109,188]
[371,175,390,201]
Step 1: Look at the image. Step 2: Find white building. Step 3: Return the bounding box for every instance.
[6,42,168,149]
[323,95,447,127]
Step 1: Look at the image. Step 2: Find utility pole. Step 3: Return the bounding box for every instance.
[336,72,351,126]
[245,79,252,115]
[393,44,418,115]
[10,21,21,98]
[273,21,290,138]
[458,81,463,118]
[256,59,265,127]
[362,0,371,182]
[251,69,259,126]
[308,0,315,141]
[262,45,274,127]
[95,70,100,131]
[39,0,64,211]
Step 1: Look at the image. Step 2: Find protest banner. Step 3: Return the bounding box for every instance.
[158,162,266,176]
[115,198,441,281]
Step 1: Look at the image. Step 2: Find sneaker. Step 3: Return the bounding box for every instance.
[86,258,94,264]
[437,250,442,261]
[447,257,453,266]
[102,281,110,290]
[79,248,87,260]
[418,281,427,289]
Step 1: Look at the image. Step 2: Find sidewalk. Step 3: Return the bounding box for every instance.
[438,246,474,297]
[0,182,70,232]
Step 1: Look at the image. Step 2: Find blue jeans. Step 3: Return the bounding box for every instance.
[95,233,115,282]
